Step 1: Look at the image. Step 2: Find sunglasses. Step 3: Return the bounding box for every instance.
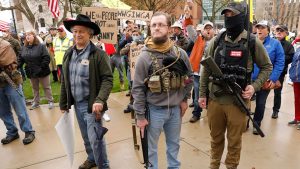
[276,29,285,33]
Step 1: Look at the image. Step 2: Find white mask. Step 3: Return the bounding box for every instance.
[132,36,140,42]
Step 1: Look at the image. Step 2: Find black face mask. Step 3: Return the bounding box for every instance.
[224,13,246,40]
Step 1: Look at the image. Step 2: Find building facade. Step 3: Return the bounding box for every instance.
[256,0,300,33]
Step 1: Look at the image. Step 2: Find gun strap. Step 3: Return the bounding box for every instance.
[148,46,181,78]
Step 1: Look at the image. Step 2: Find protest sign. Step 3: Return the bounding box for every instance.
[130,44,144,80]
[82,7,118,44]
[118,9,153,21]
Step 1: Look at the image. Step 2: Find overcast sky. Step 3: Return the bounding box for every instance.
[0,0,13,22]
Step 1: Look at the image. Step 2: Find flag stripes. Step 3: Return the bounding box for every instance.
[48,0,60,18]
[0,20,9,31]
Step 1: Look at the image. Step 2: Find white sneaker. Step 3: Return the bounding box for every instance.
[103,113,111,122]
[48,102,54,109]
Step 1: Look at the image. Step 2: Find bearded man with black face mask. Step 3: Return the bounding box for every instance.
[199,2,273,169]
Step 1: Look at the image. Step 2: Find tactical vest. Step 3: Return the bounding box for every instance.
[213,32,254,90]
[54,37,72,65]
[147,47,188,93]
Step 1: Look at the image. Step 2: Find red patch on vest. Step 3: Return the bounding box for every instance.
[229,51,242,57]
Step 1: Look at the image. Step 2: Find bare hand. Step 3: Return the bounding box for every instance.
[198,97,207,109]
[184,5,191,18]
[186,0,194,7]
[93,103,104,120]
[242,85,255,99]
[180,101,188,117]
[268,81,275,89]
[137,119,149,138]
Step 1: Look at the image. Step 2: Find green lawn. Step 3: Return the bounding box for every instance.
[23,70,129,104]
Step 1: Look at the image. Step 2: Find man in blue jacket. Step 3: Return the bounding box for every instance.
[252,20,285,135]
[271,25,295,119]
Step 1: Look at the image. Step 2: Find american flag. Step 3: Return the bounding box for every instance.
[48,0,60,18]
[0,20,9,31]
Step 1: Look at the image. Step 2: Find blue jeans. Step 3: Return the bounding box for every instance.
[74,100,109,168]
[0,84,34,136]
[110,55,124,83]
[148,104,181,169]
[192,75,202,117]
[253,89,271,126]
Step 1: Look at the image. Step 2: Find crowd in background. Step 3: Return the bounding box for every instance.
[0,2,300,168]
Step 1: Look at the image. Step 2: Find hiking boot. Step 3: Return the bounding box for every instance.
[288,119,299,125]
[1,134,20,144]
[123,107,131,113]
[189,103,194,107]
[23,132,35,145]
[48,102,54,109]
[253,128,259,135]
[271,111,279,119]
[78,160,96,169]
[189,115,200,123]
[30,103,40,110]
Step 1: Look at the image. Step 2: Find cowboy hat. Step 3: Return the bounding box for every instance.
[63,14,100,35]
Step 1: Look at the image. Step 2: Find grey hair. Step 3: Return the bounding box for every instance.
[70,26,94,37]
[86,27,94,36]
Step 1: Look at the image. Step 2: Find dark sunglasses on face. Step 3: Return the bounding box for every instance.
[276,29,285,33]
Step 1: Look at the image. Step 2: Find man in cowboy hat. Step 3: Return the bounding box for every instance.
[60,14,113,169]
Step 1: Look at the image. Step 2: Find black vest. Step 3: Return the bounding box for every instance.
[214,32,252,89]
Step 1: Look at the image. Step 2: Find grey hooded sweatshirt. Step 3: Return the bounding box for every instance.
[132,45,193,120]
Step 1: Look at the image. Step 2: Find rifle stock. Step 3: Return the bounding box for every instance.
[0,71,22,96]
[201,57,265,137]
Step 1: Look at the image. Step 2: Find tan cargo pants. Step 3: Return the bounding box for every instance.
[207,100,247,169]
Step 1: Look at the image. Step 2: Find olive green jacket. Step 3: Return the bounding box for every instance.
[199,30,273,104]
[59,42,113,113]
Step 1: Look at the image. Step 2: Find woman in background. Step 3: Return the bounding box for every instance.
[19,30,54,110]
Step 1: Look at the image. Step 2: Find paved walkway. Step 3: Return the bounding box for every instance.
[0,84,299,169]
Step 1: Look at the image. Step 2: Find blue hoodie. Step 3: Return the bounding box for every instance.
[289,48,300,82]
[252,35,285,82]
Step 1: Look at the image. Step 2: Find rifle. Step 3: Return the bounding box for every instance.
[140,105,152,168]
[131,104,152,168]
[0,70,23,96]
[201,57,265,137]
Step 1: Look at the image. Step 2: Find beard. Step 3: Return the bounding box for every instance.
[152,34,168,45]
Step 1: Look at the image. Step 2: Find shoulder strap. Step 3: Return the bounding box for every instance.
[249,33,256,57]
[213,31,227,53]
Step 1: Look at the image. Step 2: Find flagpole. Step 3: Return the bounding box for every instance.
[9,0,17,33]
[69,0,73,18]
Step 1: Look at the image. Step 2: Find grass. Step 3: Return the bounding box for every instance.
[23,70,129,104]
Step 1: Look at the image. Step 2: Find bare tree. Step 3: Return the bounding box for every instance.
[0,0,92,30]
[194,0,230,23]
[122,0,182,13]
[72,0,93,14]
[0,0,70,30]
[264,0,299,26]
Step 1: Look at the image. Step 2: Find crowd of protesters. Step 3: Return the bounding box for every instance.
[1,1,300,169]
